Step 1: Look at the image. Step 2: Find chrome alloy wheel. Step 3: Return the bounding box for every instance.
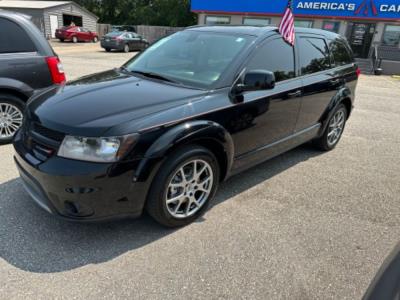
[0,103,23,139]
[166,159,214,219]
[327,109,345,146]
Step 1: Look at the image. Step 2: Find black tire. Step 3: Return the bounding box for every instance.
[123,44,130,53]
[59,39,64,42]
[313,104,348,151]
[105,48,111,52]
[0,93,25,145]
[72,36,78,43]
[146,145,220,227]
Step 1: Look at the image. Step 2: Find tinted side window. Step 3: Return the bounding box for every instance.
[247,38,295,82]
[299,37,331,75]
[0,18,36,53]
[329,39,354,66]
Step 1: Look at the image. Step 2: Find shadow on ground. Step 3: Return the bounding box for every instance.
[0,144,321,273]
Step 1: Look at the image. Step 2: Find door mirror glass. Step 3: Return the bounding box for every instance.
[235,70,276,94]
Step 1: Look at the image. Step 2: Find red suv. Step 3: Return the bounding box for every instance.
[55,26,98,43]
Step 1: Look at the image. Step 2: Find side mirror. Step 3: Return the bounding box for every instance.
[230,70,276,102]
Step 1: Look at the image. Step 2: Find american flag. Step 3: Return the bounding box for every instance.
[279,0,295,46]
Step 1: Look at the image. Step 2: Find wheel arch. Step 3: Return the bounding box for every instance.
[136,120,235,182]
[0,78,34,101]
[318,90,353,137]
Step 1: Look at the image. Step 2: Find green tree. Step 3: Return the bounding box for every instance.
[58,0,197,26]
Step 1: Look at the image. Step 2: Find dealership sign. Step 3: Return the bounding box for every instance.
[191,0,400,20]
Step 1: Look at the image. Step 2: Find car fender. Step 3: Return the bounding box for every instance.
[0,77,34,99]
[134,120,235,182]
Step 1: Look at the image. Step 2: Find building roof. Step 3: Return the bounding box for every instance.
[0,1,71,9]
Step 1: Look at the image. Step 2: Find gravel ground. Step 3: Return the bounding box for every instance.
[0,42,399,300]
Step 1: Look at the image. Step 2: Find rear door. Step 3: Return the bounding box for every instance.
[131,33,142,50]
[295,35,340,131]
[0,17,52,90]
[232,36,302,157]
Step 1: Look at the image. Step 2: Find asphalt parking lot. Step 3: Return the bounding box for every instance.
[1,42,399,299]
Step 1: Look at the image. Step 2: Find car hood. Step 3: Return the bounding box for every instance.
[28,69,207,136]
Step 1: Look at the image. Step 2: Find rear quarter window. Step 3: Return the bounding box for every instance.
[0,18,36,54]
[329,39,354,66]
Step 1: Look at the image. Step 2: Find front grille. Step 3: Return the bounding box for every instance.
[32,123,65,143]
[22,121,66,161]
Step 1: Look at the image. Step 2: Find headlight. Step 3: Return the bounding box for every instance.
[58,134,139,163]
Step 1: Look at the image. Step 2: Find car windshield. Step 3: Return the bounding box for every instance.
[124,30,254,89]
[106,31,124,37]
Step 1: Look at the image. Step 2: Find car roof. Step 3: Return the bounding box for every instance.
[187,25,340,39]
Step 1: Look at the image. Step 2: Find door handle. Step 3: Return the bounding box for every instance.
[287,90,302,98]
[330,79,342,86]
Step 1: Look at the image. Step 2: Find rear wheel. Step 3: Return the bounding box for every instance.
[123,44,130,53]
[313,104,347,151]
[0,94,25,144]
[72,36,78,43]
[105,48,111,52]
[146,145,220,227]
[59,39,64,42]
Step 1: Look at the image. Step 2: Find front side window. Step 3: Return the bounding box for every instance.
[382,25,400,46]
[323,21,340,33]
[299,37,331,75]
[205,16,230,25]
[246,38,295,82]
[0,18,36,54]
[329,39,354,66]
[125,31,254,89]
[294,20,314,28]
[243,17,271,26]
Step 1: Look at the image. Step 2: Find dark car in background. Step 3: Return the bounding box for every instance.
[101,31,149,52]
[55,26,99,43]
[14,26,358,227]
[111,25,136,33]
[0,10,66,144]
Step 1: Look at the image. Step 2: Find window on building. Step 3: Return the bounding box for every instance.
[205,16,231,25]
[322,21,340,33]
[382,25,400,46]
[243,17,271,26]
[328,39,354,66]
[299,37,331,75]
[0,18,36,54]
[294,20,314,28]
[247,38,295,82]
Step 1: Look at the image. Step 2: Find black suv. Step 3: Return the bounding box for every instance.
[14,26,359,227]
[0,11,65,144]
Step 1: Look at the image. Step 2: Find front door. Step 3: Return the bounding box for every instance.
[347,22,376,58]
[230,36,302,158]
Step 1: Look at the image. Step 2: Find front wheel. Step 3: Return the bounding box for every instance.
[123,44,130,53]
[146,145,220,227]
[313,104,348,151]
[72,36,78,43]
[0,94,25,144]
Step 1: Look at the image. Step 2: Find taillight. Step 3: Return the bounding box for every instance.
[46,56,66,84]
[356,67,361,77]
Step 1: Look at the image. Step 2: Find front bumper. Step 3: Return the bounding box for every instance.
[101,41,124,50]
[13,131,152,222]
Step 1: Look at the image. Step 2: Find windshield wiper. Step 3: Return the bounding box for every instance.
[129,70,178,84]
